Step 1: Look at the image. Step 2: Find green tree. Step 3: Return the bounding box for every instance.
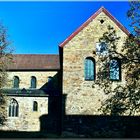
[98,1,140,116]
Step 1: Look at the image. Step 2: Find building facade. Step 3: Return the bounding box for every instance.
[59,7,129,115]
[0,7,133,134]
[1,54,60,131]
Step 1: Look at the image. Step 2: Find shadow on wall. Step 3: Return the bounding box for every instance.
[39,83,140,138]
[40,72,60,96]
[39,97,62,135]
[0,72,62,138]
[1,93,140,138]
[39,72,62,135]
[0,131,47,138]
[56,94,140,138]
[1,50,140,138]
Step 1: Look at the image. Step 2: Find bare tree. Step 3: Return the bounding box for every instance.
[0,22,13,125]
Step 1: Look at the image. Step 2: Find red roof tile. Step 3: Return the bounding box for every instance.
[59,7,130,47]
[7,54,60,70]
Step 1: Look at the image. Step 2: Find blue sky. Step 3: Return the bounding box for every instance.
[0,1,131,54]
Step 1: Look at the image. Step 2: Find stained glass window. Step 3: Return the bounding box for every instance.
[110,59,121,80]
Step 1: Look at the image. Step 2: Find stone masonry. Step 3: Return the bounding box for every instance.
[62,11,128,115]
[2,96,48,131]
[6,71,58,89]
[0,71,58,131]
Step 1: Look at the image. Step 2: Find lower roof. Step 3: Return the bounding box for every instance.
[6,54,60,71]
[1,89,49,97]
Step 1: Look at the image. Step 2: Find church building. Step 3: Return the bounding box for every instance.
[0,7,131,135]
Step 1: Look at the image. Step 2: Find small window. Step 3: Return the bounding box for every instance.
[31,76,37,88]
[9,99,19,117]
[13,76,19,88]
[48,76,52,82]
[110,58,121,81]
[84,57,95,81]
[33,101,38,111]
[96,42,108,55]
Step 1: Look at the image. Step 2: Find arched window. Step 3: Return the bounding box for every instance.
[9,99,19,117]
[110,58,121,80]
[48,76,52,83]
[31,76,37,88]
[33,101,38,111]
[84,57,95,80]
[13,76,19,88]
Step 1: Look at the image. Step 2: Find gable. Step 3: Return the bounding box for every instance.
[59,7,130,48]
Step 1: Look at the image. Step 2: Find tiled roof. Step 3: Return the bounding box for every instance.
[0,88,49,97]
[7,54,60,70]
[1,89,49,97]
[59,7,130,47]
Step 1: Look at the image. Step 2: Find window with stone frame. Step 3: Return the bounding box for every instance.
[84,57,95,81]
[13,76,19,88]
[31,76,37,88]
[48,76,53,82]
[9,98,19,117]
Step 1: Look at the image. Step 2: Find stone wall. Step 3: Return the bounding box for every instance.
[1,96,48,131]
[63,12,128,115]
[5,71,58,89]
[0,71,59,132]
